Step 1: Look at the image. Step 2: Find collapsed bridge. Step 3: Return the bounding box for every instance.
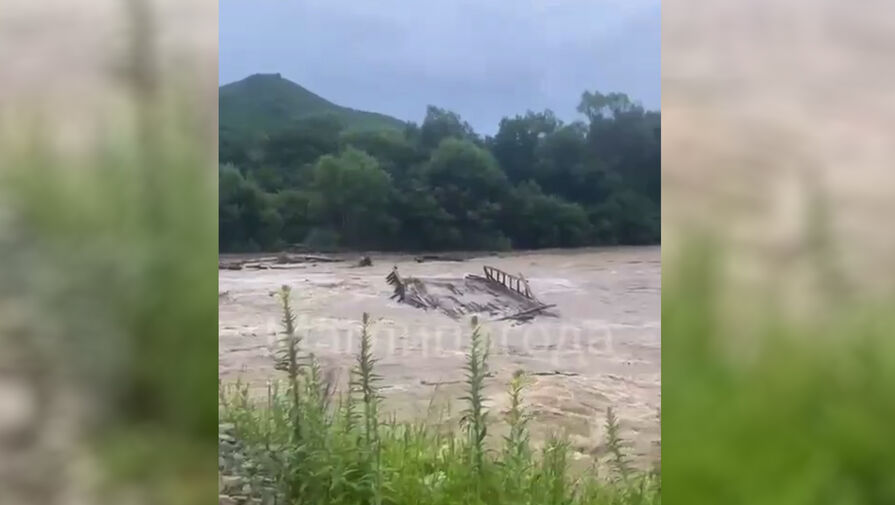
[386,265,557,322]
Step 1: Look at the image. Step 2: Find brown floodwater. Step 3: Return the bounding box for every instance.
[219,246,660,466]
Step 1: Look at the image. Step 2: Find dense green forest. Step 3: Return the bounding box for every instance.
[219,74,660,252]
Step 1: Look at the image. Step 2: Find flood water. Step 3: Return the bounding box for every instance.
[219,246,660,466]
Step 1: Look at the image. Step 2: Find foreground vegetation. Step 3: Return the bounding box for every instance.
[219,286,660,505]
[219,74,660,252]
[1,59,218,505]
[663,239,895,504]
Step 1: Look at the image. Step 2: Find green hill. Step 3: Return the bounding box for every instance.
[219,73,406,136]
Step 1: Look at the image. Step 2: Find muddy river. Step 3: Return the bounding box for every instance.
[219,246,660,466]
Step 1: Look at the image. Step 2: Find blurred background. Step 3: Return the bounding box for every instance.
[0,0,217,504]
[663,0,895,504]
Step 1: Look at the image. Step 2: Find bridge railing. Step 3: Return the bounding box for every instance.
[483,265,535,300]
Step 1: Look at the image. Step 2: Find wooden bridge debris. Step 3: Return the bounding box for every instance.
[386,265,557,322]
[481,265,537,300]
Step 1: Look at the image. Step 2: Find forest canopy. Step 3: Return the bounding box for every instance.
[219,74,660,252]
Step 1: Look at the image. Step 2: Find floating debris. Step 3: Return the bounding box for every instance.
[386,265,558,321]
[219,253,344,270]
[414,254,465,263]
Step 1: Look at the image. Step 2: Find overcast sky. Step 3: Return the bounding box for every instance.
[220,0,660,134]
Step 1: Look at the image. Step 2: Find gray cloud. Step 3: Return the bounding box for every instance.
[220,0,659,134]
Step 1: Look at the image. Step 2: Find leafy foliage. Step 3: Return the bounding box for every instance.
[219,75,660,252]
[307,148,397,248]
[462,316,490,477]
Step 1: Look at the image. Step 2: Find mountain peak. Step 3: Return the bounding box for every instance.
[220,73,404,135]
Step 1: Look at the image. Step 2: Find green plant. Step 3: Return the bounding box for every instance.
[540,434,572,505]
[462,316,491,477]
[352,312,384,505]
[274,285,302,424]
[502,369,534,499]
[605,406,632,481]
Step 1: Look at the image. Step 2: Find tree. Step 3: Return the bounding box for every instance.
[218,163,283,251]
[588,190,659,245]
[217,87,661,252]
[274,189,313,246]
[422,139,510,249]
[339,128,424,182]
[308,148,397,248]
[531,122,593,201]
[578,91,660,205]
[391,183,457,250]
[576,91,644,122]
[260,115,345,189]
[420,106,478,150]
[502,181,592,249]
[491,110,560,183]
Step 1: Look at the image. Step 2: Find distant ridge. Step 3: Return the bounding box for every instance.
[219,73,406,135]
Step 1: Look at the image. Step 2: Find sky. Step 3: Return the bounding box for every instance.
[220,0,660,135]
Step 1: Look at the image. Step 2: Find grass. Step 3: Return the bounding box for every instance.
[220,285,660,505]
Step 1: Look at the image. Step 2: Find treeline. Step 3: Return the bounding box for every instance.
[219,91,660,252]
